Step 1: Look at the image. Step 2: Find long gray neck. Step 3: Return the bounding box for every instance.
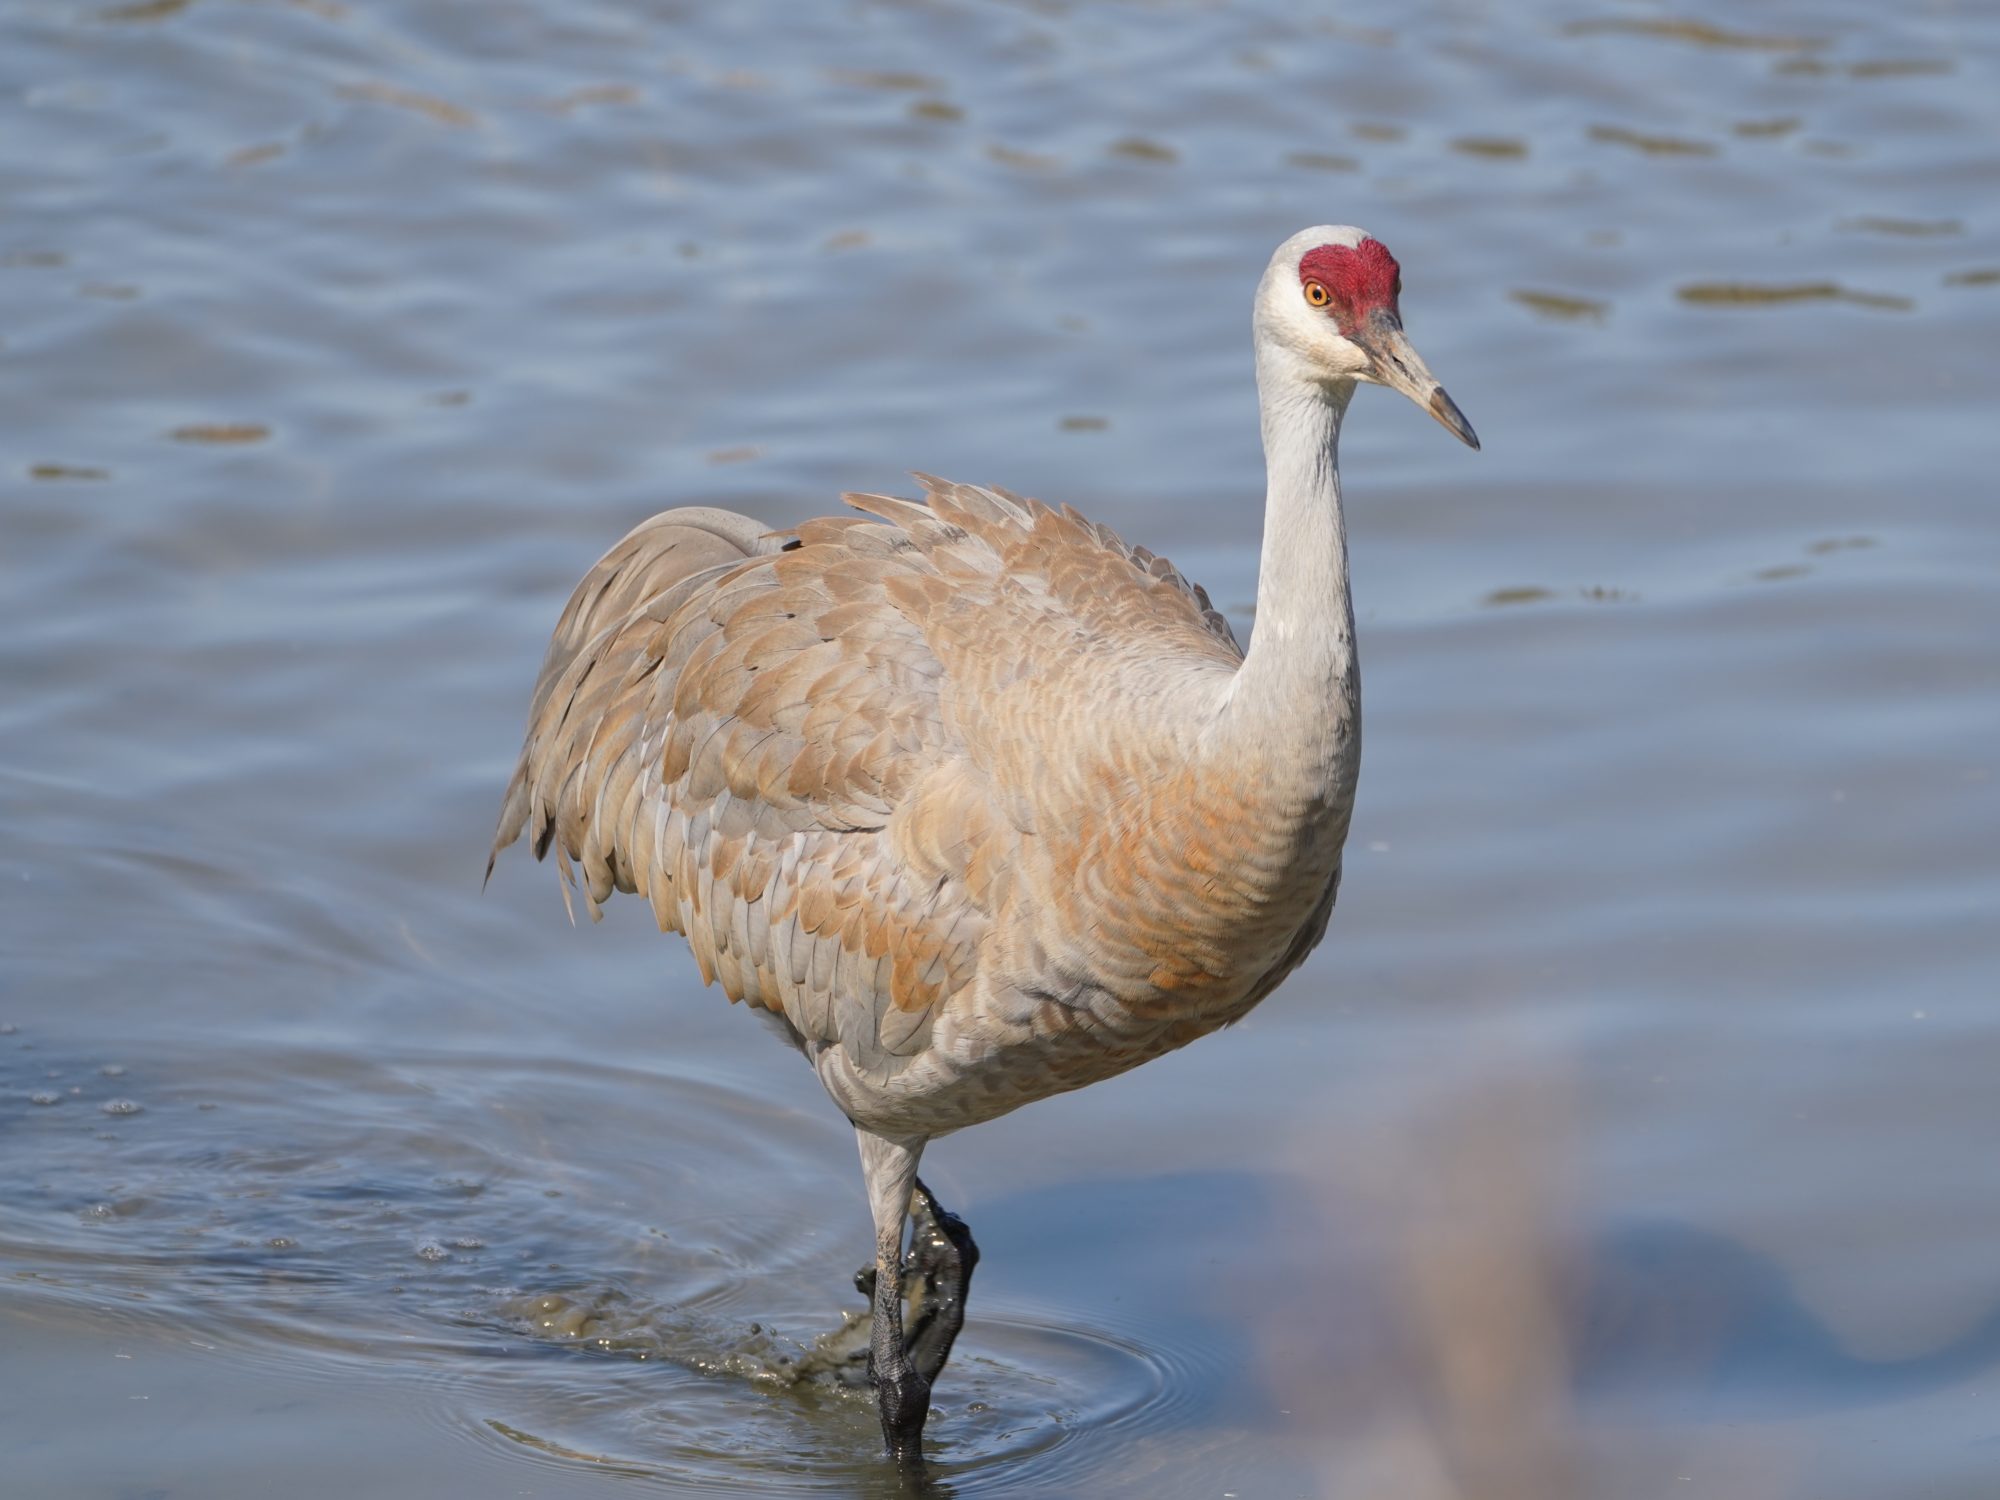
[1217,356,1360,809]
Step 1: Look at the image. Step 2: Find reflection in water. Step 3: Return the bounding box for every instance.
[1782,58,1956,79]
[1577,1221,2000,1419]
[1733,116,1802,137]
[1450,135,1528,159]
[1841,217,1963,238]
[337,80,480,130]
[167,421,271,444]
[1287,151,1362,173]
[1561,18,1826,52]
[1260,1047,2000,1499]
[1266,1049,1588,1500]
[1587,124,1718,157]
[1509,290,1610,323]
[1676,280,1912,310]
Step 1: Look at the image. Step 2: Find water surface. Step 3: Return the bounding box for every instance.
[4,1,1999,1495]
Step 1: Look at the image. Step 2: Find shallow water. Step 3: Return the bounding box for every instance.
[4,1,1999,1495]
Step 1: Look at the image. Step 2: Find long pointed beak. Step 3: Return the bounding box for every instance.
[1360,317,1480,450]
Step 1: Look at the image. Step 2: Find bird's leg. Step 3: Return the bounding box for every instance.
[857,1129,931,1469]
[869,1216,930,1467]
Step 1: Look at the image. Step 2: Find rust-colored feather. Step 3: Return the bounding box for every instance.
[490,484,1317,1134]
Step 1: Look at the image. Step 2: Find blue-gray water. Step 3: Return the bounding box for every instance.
[4,2,1998,1496]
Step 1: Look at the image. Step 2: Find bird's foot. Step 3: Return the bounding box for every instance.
[791,1179,979,1393]
[870,1352,933,1472]
[852,1179,979,1384]
[900,1178,979,1384]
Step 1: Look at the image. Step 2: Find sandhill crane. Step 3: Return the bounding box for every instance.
[489,225,1479,1468]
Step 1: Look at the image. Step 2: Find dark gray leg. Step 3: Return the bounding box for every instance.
[868,1217,931,1467]
[856,1130,931,1469]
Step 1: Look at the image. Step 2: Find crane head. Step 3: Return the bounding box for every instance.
[1257,226,1479,450]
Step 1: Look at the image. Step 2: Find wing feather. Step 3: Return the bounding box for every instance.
[491,481,1239,1091]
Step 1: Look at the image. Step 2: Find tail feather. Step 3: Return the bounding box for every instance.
[487,507,780,888]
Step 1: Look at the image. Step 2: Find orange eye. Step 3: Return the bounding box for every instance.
[1304,281,1330,308]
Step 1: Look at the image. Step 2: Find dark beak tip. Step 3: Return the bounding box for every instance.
[1427,387,1480,452]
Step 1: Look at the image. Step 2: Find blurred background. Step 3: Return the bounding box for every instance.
[3,2,1997,1496]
